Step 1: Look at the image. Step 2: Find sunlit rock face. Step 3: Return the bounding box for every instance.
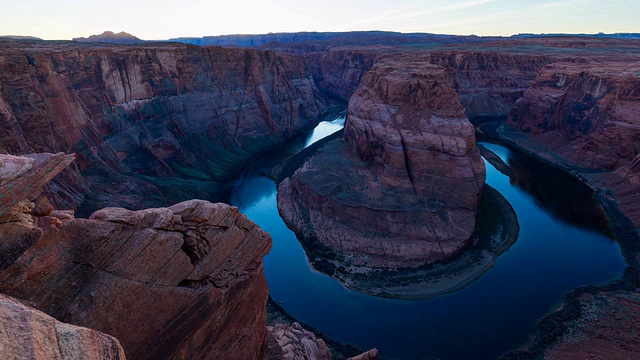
[278,58,485,268]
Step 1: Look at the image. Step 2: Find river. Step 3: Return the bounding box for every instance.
[227,117,625,360]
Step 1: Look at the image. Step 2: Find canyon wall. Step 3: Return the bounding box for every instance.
[427,51,552,116]
[278,58,485,268]
[0,41,329,215]
[506,61,640,227]
[305,49,551,116]
[0,153,272,360]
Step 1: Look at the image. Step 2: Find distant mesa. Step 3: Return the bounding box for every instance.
[73,30,144,44]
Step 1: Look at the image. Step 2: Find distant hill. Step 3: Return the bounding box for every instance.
[73,31,144,44]
[0,35,43,41]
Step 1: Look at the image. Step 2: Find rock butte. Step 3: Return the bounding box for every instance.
[278,58,486,268]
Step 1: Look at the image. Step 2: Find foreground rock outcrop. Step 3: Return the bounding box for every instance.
[0,293,126,360]
[279,58,485,269]
[0,40,329,214]
[0,153,272,359]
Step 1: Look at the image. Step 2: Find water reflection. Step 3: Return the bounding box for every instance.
[508,150,611,236]
[226,124,625,360]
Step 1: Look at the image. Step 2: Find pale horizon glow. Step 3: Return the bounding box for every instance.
[1,0,639,40]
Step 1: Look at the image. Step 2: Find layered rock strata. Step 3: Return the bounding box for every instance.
[0,293,126,360]
[267,322,332,360]
[305,50,551,116]
[506,61,640,228]
[0,153,272,360]
[0,41,328,214]
[278,59,485,268]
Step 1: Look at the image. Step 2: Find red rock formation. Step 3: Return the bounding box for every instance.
[267,322,332,360]
[0,40,329,214]
[304,49,380,102]
[0,199,272,360]
[348,349,379,360]
[508,61,640,170]
[305,49,551,116]
[278,58,485,268]
[0,153,75,216]
[0,153,272,359]
[543,290,640,360]
[0,293,126,360]
[426,51,552,116]
[506,61,640,227]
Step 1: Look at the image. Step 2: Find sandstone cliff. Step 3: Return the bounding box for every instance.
[506,61,640,227]
[304,50,380,102]
[305,49,551,117]
[0,153,272,359]
[278,58,485,269]
[0,293,126,360]
[0,40,329,215]
[427,51,552,116]
[267,322,332,360]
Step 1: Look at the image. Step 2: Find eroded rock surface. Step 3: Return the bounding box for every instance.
[267,322,331,360]
[278,58,485,268]
[0,293,126,360]
[0,41,329,214]
[306,49,551,117]
[0,199,271,360]
[0,153,272,360]
[0,153,75,217]
[506,61,640,228]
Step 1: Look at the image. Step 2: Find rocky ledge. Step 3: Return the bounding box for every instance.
[278,58,486,271]
[0,293,126,360]
[0,153,272,359]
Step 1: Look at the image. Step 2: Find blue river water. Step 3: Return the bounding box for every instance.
[228,118,626,360]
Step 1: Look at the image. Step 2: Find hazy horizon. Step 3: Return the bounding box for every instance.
[2,0,639,41]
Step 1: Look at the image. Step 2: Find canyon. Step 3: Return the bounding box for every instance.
[0,33,639,359]
[0,40,330,215]
[278,56,486,270]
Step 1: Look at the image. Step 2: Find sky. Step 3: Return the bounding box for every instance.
[1,0,639,40]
